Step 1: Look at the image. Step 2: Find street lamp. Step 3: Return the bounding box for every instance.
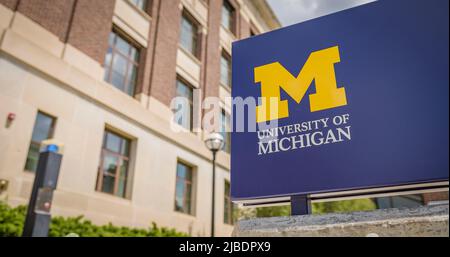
[204,132,224,237]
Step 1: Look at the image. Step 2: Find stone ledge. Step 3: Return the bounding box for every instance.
[233,204,449,237]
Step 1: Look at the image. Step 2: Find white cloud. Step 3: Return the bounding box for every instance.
[267,0,376,26]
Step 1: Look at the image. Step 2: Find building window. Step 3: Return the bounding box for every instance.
[222,0,235,34]
[104,30,140,96]
[96,130,131,198]
[175,162,194,215]
[130,0,148,11]
[221,109,231,153]
[220,51,232,88]
[175,78,194,131]
[180,12,200,58]
[24,112,56,172]
[224,181,234,224]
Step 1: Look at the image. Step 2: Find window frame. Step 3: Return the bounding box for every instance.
[24,111,57,172]
[174,161,195,215]
[180,10,202,59]
[221,0,236,35]
[220,50,232,89]
[96,129,132,198]
[129,0,148,12]
[174,77,195,132]
[104,28,142,97]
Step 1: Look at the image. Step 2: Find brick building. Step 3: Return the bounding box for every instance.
[0,0,280,236]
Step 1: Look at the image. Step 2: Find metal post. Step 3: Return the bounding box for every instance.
[290,195,311,216]
[211,150,217,237]
[22,150,62,237]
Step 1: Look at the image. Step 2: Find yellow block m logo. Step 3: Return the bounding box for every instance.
[255,46,347,123]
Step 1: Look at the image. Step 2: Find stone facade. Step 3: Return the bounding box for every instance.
[16,0,76,42]
[0,0,280,236]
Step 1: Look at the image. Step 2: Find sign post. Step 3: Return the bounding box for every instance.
[291,195,311,216]
[231,0,449,209]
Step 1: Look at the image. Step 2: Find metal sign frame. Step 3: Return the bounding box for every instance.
[230,0,449,209]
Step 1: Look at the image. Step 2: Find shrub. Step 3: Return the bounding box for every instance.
[248,198,377,218]
[312,198,377,214]
[0,202,26,237]
[0,202,187,237]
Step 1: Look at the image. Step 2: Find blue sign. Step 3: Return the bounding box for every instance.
[231,0,449,202]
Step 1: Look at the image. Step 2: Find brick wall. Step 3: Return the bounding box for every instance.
[239,15,251,39]
[0,0,18,10]
[198,30,207,97]
[1,0,115,65]
[16,0,76,41]
[203,0,222,100]
[66,0,116,64]
[136,0,161,96]
[148,0,182,106]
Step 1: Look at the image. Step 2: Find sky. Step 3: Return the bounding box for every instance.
[267,0,376,26]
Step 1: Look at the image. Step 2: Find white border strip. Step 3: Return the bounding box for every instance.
[234,181,449,207]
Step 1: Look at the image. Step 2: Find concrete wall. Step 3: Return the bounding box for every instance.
[233,204,449,237]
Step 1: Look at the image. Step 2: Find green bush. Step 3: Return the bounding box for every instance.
[0,202,187,237]
[251,198,377,218]
[0,202,26,237]
[254,205,290,218]
[312,198,377,214]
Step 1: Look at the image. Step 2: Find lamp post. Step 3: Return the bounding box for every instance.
[204,133,225,237]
